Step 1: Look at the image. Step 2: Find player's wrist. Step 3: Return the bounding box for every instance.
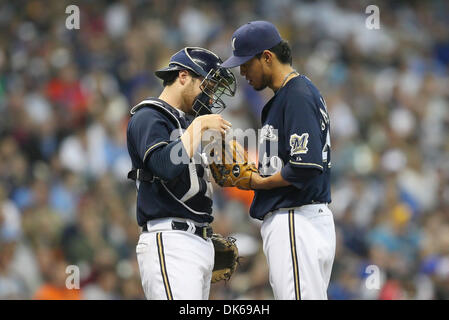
[250,173,267,190]
[251,171,291,190]
[191,117,206,133]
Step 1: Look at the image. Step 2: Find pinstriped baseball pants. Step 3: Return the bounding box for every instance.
[261,204,336,300]
[136,218,214,300]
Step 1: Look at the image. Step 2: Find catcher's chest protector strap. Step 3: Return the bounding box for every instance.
[127,168,156,183]
[130,99,182,131]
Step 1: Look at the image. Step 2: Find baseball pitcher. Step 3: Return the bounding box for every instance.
[219,21,336,300]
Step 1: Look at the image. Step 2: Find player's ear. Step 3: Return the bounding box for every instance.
[178,70,190,85]
[261,50,274,65]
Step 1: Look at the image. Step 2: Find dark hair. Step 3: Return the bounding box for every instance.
[162,70,201,87]
[256,40,292,65]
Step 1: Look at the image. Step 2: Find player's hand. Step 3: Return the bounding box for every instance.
[182,115,231,159]
[194,114,232,136]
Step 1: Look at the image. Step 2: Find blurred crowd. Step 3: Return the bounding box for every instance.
[1,0,449,300]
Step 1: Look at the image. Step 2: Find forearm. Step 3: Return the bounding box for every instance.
[251,171,291,190]
[251,165,321,190]
[180,116,229,158]
[180,120,204,159]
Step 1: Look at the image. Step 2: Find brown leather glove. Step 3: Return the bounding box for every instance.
[211,233,239,283]
[209,139,258,190]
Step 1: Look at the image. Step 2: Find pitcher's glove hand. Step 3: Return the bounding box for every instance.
[209,139,258,190]
[211,233,239,283]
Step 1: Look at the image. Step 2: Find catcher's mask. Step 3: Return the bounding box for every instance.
[155,47,236,117]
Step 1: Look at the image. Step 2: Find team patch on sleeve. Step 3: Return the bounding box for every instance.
[289,133,309,158]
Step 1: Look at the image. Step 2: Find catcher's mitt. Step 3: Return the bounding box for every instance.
[211,233,239,283]
[209,139,258,190]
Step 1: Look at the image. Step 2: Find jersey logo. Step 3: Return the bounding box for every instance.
[260,124,277,143]
[290,133,309,157]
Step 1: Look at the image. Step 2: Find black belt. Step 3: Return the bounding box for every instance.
[142,220,213,240]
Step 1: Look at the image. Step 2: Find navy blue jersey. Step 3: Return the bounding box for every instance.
[250,75,332,220]
[126,98,214,226]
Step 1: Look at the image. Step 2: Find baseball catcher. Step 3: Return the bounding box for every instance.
[127,47,239,299]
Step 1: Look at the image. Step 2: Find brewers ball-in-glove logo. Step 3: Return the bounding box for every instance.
[290,133,309,159]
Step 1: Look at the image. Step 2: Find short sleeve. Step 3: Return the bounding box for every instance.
[128,108,172,164]
[283,90,324,172]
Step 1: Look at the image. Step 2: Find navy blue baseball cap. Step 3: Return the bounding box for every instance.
[221,21,282,68]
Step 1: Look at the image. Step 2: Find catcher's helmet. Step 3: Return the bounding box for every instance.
[155,47,236,116]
